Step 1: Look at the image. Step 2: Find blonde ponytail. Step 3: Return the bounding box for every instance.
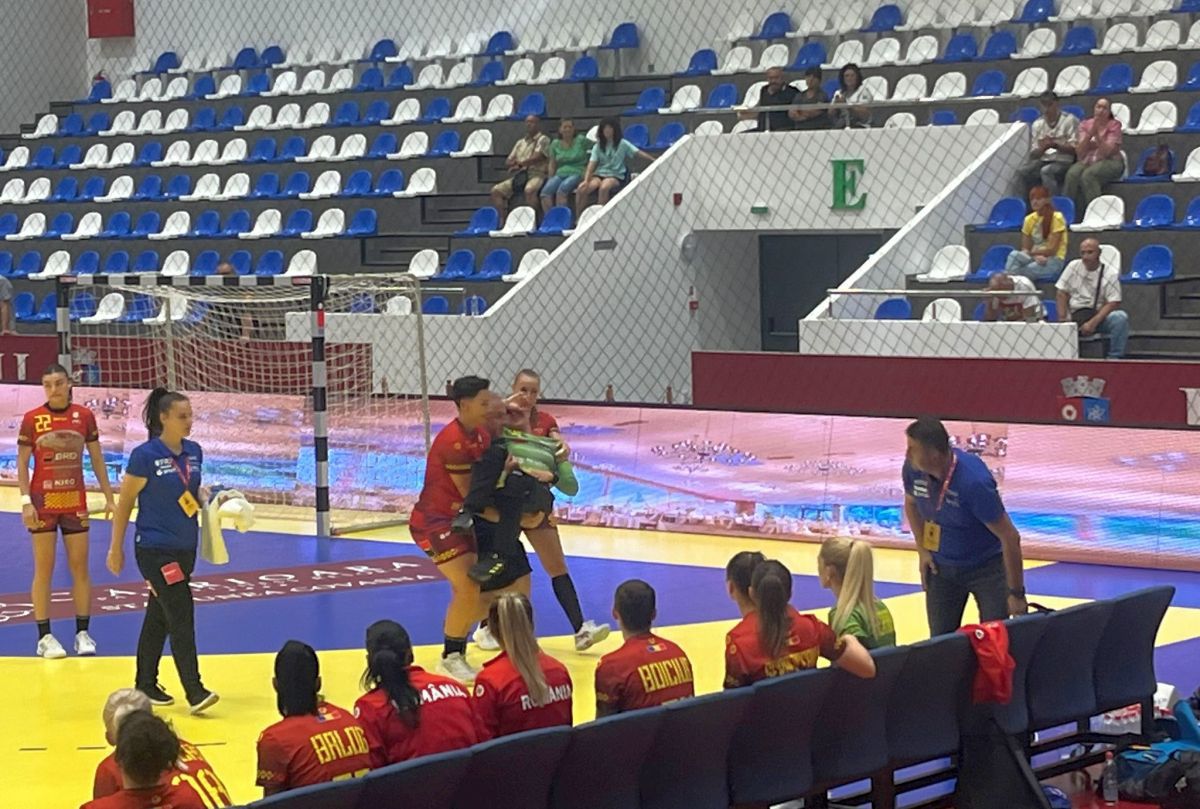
[821,537,881,638]
[489,593,551,707]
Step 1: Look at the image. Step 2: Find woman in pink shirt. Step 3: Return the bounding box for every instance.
[1063,97,1124,211]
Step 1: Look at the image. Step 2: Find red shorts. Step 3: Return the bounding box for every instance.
[27,496,89,537]
[410,522,475,565]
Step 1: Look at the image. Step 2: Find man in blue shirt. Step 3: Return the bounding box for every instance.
[902,417,1028,636]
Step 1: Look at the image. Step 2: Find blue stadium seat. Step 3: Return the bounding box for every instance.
[1014,0,1055,23]
[218,107,246,130]
[69,291,97,321]
[350,292,377,313]
[976,197,1026,231]
[1053,195,1076,224]
[188,107,217,132]
[131,212,161,238]
[939,33,978,63]
[367,38,398,62]
[254,250,284,276]
[276,137,307,162]
[456,207,501,237]
[1179,0,1200,10]
[14,251,42,278]
[219,210,252,238]
[1092,63,1133,94]
[980,612,1049,736]
[86,80,112,104]
[364,100,390,125]
[356,67,384,93]
[73,252,100,275]
[624,87,667,116]
[54,145,82,169]
[50,177,79,203]
[58,114,84,137]
[85,112,111,135]
[451,726,570,809]
[190,211,221,238]
[1129,146,1176,182]
[103,251,130,274]
[192,250,220,275]
[624,124,650,149]
[249,173,281,200]
[751,11,792,40]
[417,97,452,124]
[133,250,159,273]
[133,175,163,201]
[567,56,599,83]
[1172,196,1200,229]
[862,3,903,32]
[190,75,216,100]
[342,170,373,197]
[1062,103,1086,121]
[0,253,11,277]
[483,31,516,57]
[0,214,18,238]
[789,42,827,71]
[164,173,192,200]
[1094,587,1174,716]
[707,83,739,109]
[245,771,369,807]
[30,146,55,170]
[966,244,1015,282]
[1027,601,1115,733]
[971,70,1006,96]
[1180,62,1200,92]
[1179,100,1200,134]
[427,292,453,312]
[134,142,163,167]
[473,61,505,86]
[603,22,640,50]
[282,171,311,198]
[440,250,476,279]
[261,45,286,66]
[368,133,398,160]
[145,51,179,75]
[427,130,461,157]
[652,122,686,150]
[387,65,414,89]
[249,137,277,163]
[344,209,378,237]
[119,294,155,322]
[514,92,547,119]
[1044,300,1058,321]
[1057,25,1097,56]
[641,689,751,809]
[460,295,488,315]
[1011,106,1039,124]
[12,292,37,322]
[98,212,132,240]
[332,101,359,127]
[875,298,913,319]
[44,213,74,239]
[729,670,835,806]
[475,249,512,280]
[80,177,107,202]
[1126,194,1174,229]
[931,109,958,126]
[980,30,1018,61]
[359,748,469,809]
[229,250,252,275]
[372,169,405,196]
[279,209,313,238]
[534,206,573,236]
[30,294,57,324]
[679,49,718,76]
[1122,244,1174,283]
[229,47,260,70]
[886,634,973,770]
[551,708,664,809]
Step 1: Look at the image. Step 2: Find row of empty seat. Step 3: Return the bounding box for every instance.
[455,204,604,238]
[884,99,1200,132]
[2,248,316,282]
[0,208,377,241]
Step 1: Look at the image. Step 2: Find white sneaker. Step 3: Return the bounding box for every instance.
[436,652,480,683]
[473,624,500,651]
[75,631,97,656]
[574,620,612,652]
[37,635,67,660]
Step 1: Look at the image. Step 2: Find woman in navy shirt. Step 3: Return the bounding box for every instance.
[108,388,218,714]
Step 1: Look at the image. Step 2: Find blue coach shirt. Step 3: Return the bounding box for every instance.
[126,438,203,551]
[902,448,1005,568]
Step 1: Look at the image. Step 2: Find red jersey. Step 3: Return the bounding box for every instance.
[529,408,559,438]
[354,667,485,767]
[410,419,489,531]
[18,402,98,513]
[81,781,219,809]
[94,741,227,800]
[724,607,845,689]
[595,633,695,714]
[473,651,573,739]
[256,703,371,793]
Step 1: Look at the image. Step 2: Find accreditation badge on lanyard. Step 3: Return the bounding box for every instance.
[922,453,958,553]
[169,454,200,518]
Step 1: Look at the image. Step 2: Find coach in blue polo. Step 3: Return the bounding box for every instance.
[902,417,1028,635]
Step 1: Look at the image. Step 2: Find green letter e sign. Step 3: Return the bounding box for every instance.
[831,158,867,211]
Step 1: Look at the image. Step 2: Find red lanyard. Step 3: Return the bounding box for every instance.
[932,453,958,517]
[167,453,190,487]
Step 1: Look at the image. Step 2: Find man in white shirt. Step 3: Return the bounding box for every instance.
[1014,92,1079,197]
[1055,238,1128,358]
[984,273,1044,322]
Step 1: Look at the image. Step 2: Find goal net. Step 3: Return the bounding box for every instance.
[55,273,430,536]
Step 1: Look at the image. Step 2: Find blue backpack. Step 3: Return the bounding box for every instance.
[1115,702,1200,802]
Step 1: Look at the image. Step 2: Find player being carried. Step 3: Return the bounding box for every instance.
[17,364,115,659]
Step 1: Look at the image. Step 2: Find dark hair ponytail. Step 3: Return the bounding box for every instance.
[726,550,766,599]
[274,640,320,717]
[361,620,421,728]
[751,560,794,659]
[143,387,188,439]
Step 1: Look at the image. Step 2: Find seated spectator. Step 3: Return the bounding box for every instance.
[82,712,232,808]
[831,63,873,129]
[576,117,654,218]
[1064,98,1123,212]
[491,115,550,217]
[1014,91,1079,197]
[724,556,875,688]
[1055,237,1128,358]
[818,538,896,650]
[792,67,831,131]
[540,119,590,216]
[256,641,371,796]
[0,274,13,335]
[737,66,798,132]
[1004,186,1068,280]
[353,619,483,766]
[93,688,227,801]
[473,592,573,739]
[984,273,1045,322]
[595,579,695,717]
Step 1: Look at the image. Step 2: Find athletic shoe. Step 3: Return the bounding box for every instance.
[36,635,67,660]
[473,624,500,652]
[74,631,97,656]
[138,683,175,706]
[436,652,479,684]
[467,553,507,585]
[189,690,219,715]
[574,620,612,652]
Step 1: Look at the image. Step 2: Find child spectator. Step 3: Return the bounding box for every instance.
[818,538,897,649]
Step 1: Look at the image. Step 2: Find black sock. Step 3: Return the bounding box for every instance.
[552,574,585,633]
[443,636,467,658]
[36,621,51,641]
[76,616,90,634]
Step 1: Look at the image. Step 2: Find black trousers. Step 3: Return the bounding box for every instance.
[134,545,205,702]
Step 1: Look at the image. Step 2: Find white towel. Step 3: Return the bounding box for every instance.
[200,487,256,565]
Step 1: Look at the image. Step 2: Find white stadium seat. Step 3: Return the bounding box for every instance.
[407,249,440,279]
[300,170,342,200]
[394,167,437,197]
[1071,195,1125,231]
[490,206,536,237]
[916,245,970,282]
[301,208,345,239]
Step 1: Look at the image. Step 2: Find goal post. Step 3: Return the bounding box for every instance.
[55,272,431,536]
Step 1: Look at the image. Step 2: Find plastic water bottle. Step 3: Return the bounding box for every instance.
[1101,750,1119,804]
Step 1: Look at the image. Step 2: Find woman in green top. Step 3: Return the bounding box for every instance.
[540,119,591,216]
[818,537,897,649]
[576,116,655,219]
